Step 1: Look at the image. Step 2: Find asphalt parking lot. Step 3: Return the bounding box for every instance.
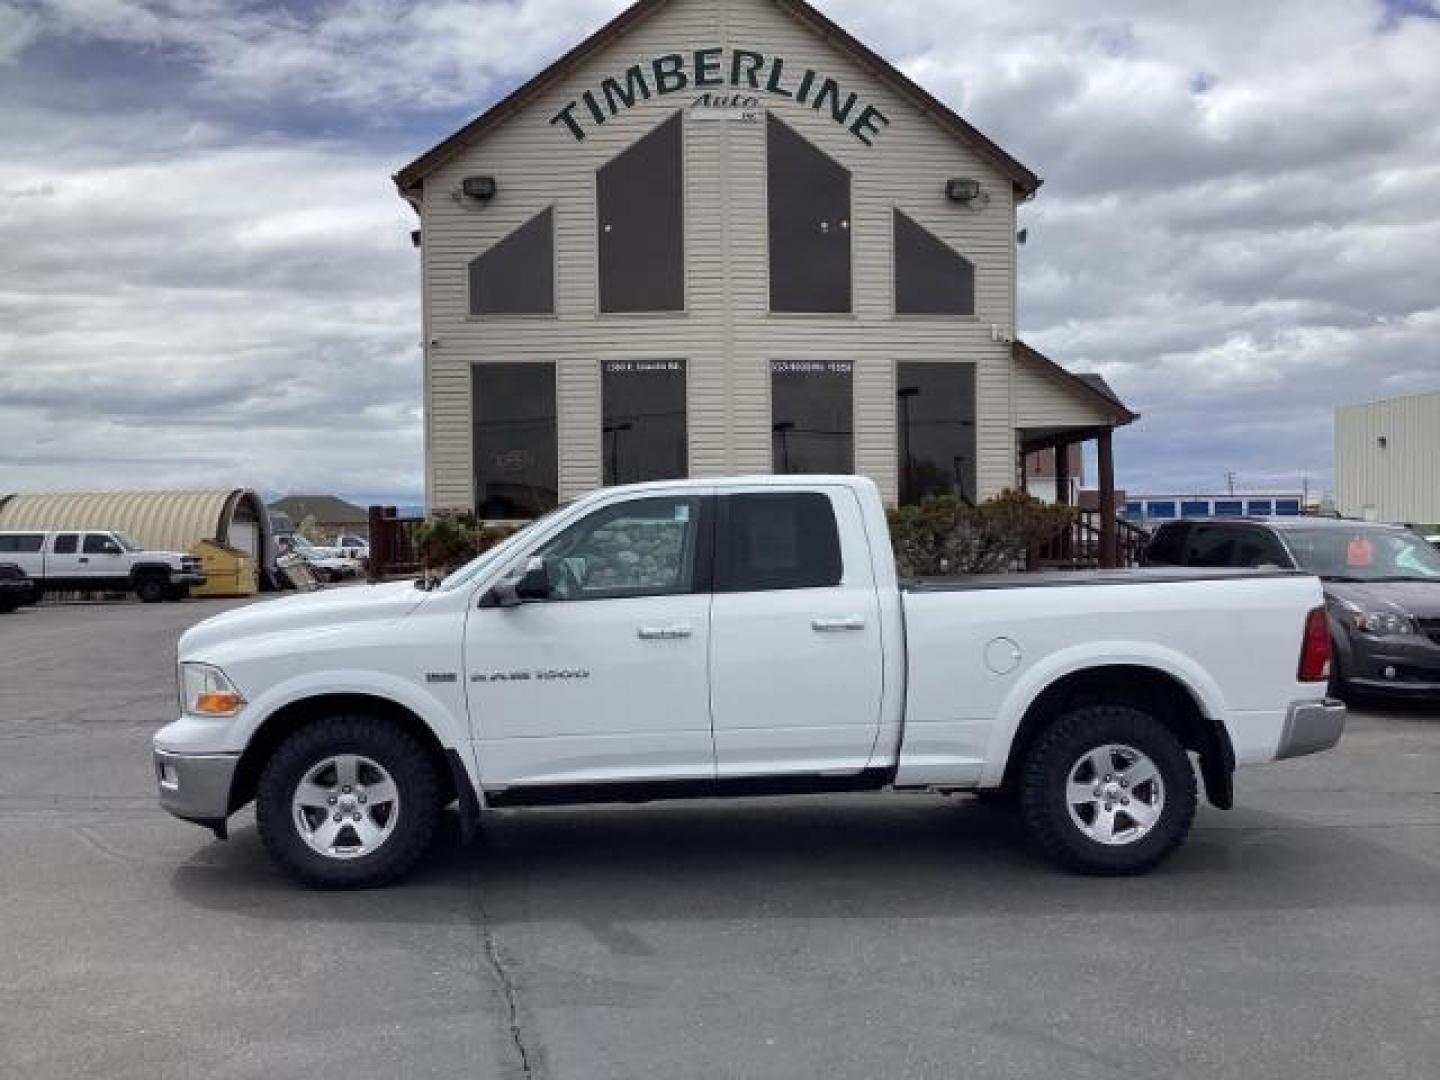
[1,597,1438,1080]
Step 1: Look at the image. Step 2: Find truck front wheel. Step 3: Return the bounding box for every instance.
[1020,704,1197,875]
[256,715,442,889]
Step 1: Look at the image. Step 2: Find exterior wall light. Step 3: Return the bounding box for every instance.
[462,175,498,200]
[946,178,981,202]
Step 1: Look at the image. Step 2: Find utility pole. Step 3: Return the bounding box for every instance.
[1225,471,1238,497]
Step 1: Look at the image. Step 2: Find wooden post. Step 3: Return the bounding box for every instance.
[1098,429,1118,569]
[1054,442,1072,564]
[367,505,384,583]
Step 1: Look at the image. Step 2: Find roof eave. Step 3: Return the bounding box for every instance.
[1014,340,1139,427]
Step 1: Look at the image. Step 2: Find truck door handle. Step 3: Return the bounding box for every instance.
[78,557,89,564]
[638,625,693,640]
[812,616,865,632]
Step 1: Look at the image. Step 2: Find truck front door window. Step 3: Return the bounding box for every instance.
[529,496,703,600]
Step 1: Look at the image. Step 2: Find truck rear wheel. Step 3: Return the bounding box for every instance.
[256,715,442,889]
[1020,704,1196,875]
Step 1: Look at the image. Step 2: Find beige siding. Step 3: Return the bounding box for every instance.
[1013,354,1116,430]
[1336,392,1440,523]
[420,0,1022,509]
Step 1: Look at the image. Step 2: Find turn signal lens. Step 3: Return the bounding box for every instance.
[194,691,244,716]
[181,663,245,717]
[1298,608,1332,683]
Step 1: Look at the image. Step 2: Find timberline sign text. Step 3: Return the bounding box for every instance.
[550,47,890,146]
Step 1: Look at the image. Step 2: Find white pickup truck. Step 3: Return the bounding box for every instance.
[154,476,1345,888]
[0,529,206,602]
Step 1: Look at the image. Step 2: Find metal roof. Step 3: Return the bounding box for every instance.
[0,490,271,556]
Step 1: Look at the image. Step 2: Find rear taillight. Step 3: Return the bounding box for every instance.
[1298,607,1332,682]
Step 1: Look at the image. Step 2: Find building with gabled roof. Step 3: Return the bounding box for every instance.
[395,0,1135,556]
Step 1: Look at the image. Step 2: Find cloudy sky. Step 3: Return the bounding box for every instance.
[1,0,1437,506]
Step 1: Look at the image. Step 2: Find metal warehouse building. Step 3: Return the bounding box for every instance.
[395,0,1136,547]
[1336,391,1440,525]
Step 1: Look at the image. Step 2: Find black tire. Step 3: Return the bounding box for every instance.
[1327,640,1348,703]
[256,715,442,889]
[163,584,189,602]
[134,575,166,603]
[1020,704,1197,876]
[0,596,18,615]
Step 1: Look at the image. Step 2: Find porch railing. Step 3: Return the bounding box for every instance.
[1033,511,1149,570]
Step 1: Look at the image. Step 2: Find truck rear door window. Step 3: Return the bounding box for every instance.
[717,492,842,592]
[53,534,78,555]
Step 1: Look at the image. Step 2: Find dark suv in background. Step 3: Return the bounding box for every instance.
[1144,518,1440,701]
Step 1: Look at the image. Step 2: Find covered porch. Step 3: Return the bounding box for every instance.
[1012,341,1143,569]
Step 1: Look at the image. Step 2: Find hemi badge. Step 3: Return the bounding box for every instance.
[425,672,458,684]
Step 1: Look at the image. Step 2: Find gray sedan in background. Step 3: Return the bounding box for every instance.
[1143,517,1440,701]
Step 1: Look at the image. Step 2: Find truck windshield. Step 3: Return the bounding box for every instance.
[1283,527,1440,581]
[113,532,143,552]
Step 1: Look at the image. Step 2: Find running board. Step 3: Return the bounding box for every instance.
[484,768,895,808]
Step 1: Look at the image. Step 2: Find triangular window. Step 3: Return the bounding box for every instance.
[894,210,974,316]
[469,208,554,315]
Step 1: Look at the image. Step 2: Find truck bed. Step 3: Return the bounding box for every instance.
[903,567,1310,592]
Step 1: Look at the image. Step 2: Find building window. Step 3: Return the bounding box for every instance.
[893,210,974,316]
[896,363,977,505]
[717,492,843,592]
[597,112,684,313]
[468,207,554,316]
[767,115,851,313]
[472,363,557,519]
[771,360,853,474]
[601,360,687,485]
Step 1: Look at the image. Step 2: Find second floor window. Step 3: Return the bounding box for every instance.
[598,112,684,313]
[468,207,554,316]
[894,210,974,316]
[768,115,851,313]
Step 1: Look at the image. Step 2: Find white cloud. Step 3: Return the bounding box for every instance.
[0,4,40,62]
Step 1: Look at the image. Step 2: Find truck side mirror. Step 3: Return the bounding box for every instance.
[103,541,122,555]
[480,558,550,609]
[515,558,552,601]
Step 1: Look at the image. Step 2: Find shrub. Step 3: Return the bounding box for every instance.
[413,514,516,574]
[888,489,1074,577]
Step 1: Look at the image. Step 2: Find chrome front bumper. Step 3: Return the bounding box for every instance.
[1277,699,1347,760]
[155,749,238,829]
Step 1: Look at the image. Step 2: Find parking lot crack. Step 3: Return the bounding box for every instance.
[469,867,539,1080]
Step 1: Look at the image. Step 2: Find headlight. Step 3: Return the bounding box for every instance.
[179,663,246,717]
[1353,611,1416,636]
